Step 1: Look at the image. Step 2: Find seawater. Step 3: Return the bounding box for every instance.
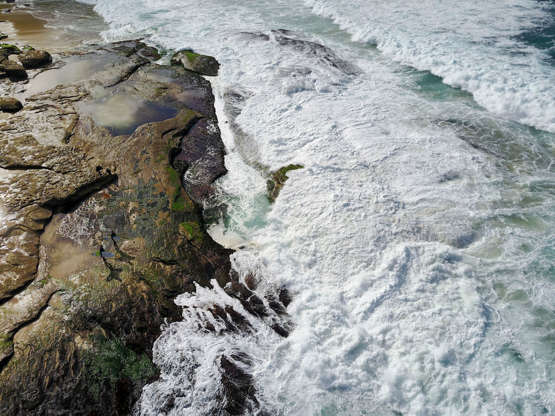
[75,0,554,414]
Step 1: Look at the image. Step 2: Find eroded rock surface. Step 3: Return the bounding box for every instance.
[0,40,234,415]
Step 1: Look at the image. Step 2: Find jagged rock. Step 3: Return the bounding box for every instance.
[0,97,22,113]
[171,49,220,76]
[0,40,232,416]
[17,49,52,69]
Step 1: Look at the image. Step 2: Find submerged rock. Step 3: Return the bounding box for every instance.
[18,49,52,69]
[171,49,220,76]
[267,164,304,202]
[0,97,22,112]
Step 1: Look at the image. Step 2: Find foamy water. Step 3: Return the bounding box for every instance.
[77,0,554,414]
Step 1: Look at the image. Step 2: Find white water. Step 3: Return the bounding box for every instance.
[77,0,554,414]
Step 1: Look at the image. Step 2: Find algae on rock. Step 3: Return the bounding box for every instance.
[267,164,304,202]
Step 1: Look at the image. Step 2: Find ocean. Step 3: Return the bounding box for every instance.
[68,0,555,414]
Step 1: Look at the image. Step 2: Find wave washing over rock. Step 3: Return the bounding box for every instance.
[3,0,555,415]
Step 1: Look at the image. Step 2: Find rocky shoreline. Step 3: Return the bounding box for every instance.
[0,5,290,415]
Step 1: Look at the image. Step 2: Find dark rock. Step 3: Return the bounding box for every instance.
[271,323,290,338]
[137,45,161,61]
[242,31,359,76]
[0,33,7,41]
[109,40,160,62]
[0,43,20,55]
[244,272,257,290]
[171,49,220,76]
[220,355,259,415]
[0,97,22,113]
[279,286,292,307]
[18,49,52,69]
[0,60,27,80]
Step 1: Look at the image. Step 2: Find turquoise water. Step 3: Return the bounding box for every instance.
[516,0,555,64]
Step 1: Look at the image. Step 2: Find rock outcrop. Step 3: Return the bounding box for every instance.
[171,49,220,76]
[267,164,303,203]
[0,40,234,415]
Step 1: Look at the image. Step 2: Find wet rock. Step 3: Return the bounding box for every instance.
[267,164,303,202]
[171,49,220,76]
[220,355,259,415]
[272,31,359,75]
[0,40,232,416]
[0,97,22,113]
[109,40,160,62]
[207,304,252,334]
[0,43,20,55]
[18,49,52,69]
[279,286,292,307]
[0,33,7,41]
[0,60,27,80]
[239,31,270,41]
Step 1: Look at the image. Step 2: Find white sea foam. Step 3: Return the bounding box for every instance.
[303,0,555,133]
[80,0,555,414]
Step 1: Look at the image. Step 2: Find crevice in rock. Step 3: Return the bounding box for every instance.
[171,115,202,139]
[110,231,134,263]
[0,164,56,172]
[105,61,148,88]
[0,289,60,374]
[44,174,118,213]
[0,277,38,307]
[99,244,123,282]
[151,257,178,266]
[63,114,79,143]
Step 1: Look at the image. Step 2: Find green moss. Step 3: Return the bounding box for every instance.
[273,164,304,182]
[177,108,198,126]
[171,194,186,212]
[166,165,180,187]
[166,166,194,213]
[267,164,304,202]
[36,275,53,288]
[179,221,204,245]
[0,334,13,350]
[86,337,157,397]
[184,51,200,62]
[166,166,184,212]
[0,44,21,54]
